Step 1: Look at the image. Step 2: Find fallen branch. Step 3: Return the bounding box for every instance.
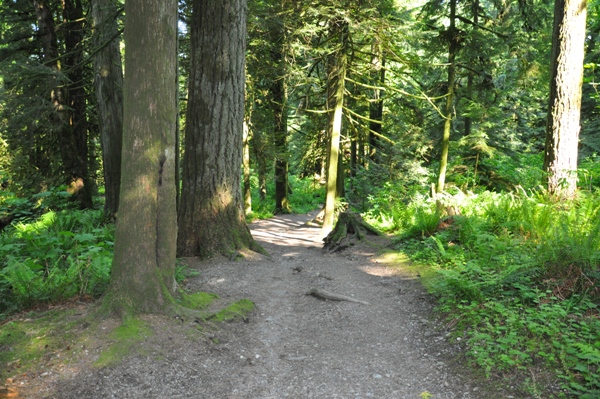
[306,288,370,305]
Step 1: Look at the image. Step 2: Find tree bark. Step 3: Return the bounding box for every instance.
[252,130,268,201]
[436,0,458,194]
[369,39,385,165]
[106,0,178,317]
[270,1,290,214]
[322,19,348,236]
[34,0,92,208]
[91,0,124,219]
[62,0,94,209]
[544,0,587,198]
[243,117,252,214]
[178,0,261,259]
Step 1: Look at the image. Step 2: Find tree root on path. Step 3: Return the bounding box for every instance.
[306,288,370,305]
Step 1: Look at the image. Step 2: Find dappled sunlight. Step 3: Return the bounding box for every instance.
[249,210,323,248]
[359,252,419,280]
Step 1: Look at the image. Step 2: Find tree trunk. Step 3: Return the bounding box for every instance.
[436,0,458,194]
[322,20,348,236]
[271,2,290,214]
[34,0,92,207]
[91,0,124,220]
[243,117,252,214]
[369,40,385,165]
[61,0,94,209]
[252,130,268,201]
[544,0,587,199]
[106,0,179,317]
[178,0,261,259]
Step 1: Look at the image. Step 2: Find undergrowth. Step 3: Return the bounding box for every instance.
[385,189,600,398]
[0,208,114,318]
[246,175,324,221]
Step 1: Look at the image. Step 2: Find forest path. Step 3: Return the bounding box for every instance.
[36,210,512,399]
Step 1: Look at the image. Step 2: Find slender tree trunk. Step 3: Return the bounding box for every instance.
[178,0,261,259]
[544,0,587,198]
[271,1,290,214]
[322,20,348,236]
[464,0,479,137]
[243,117,252,214]
[106,0,178,317]
[61,0,94,208]
[252,131,268,201]
[369,40,385,165]
[91,0,124,219]
[436,0,458,194]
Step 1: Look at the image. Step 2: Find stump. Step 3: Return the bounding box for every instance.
[323,212,381,252]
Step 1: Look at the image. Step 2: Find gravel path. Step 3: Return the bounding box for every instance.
[26,211,517,399]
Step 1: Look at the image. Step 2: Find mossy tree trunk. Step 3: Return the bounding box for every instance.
[322,19,348,237]
[436,0,458,195]
[91,0,124,220]
[544,0,587,199]
[106,0,178,317]
[178,0,261,259]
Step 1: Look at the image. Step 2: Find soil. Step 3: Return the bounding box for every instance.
[5,210,524,399]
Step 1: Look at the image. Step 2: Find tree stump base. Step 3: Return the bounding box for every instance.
[323,212,381,252]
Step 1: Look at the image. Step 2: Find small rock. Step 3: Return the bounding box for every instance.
[373,374,382,379]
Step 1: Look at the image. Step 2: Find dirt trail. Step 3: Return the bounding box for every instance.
[21,211,516,399]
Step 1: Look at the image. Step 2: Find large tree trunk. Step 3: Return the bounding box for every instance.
[106,0,178,317]
[91,0,124,220]
[178,0,261,259]
[322,20,348,237]
[62,0,94,208]
[436,0,458,195]
[544,0,587,199]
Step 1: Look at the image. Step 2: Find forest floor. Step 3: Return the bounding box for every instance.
[2,210,528,399]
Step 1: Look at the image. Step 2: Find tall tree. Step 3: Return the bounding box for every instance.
[544,0,587,198]
[91,0,124,220]
[178,0,261,259]
[106,0,178,316]
[436,0,458,194]
[322,17,348,236]
[61,0,94,208]
[270,0,290,214]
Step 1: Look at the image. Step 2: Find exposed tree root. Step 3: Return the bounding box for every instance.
[306,288,370,305]
[322,211,381,252]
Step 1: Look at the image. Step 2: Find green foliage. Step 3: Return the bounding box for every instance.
[246,175,324,221]
[0,208,114,318]
[388,189,600,397]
